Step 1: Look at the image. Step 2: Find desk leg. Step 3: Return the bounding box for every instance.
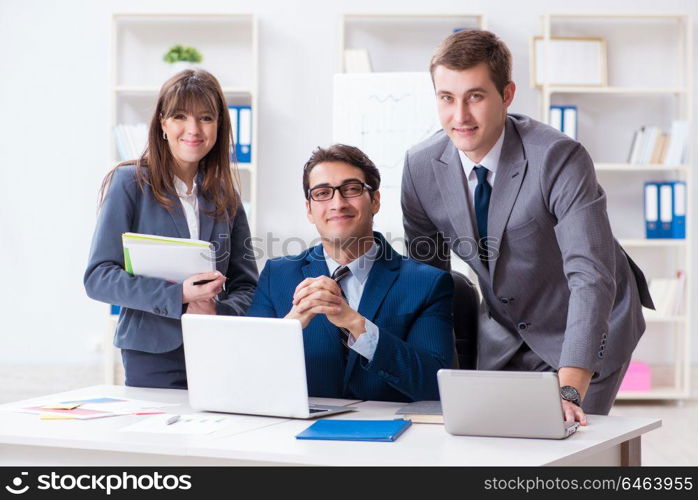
[620,436,641,466]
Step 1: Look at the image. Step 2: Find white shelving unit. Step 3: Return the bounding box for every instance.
[544,86,685,95]
[339,13,486,73]
[104,13,258,384]
[620,238,687,248]
[536,13,693,401]
[595,163,689,173]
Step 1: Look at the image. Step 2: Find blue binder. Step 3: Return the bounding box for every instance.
[670,181,687,239]
[659,183,674,238]
[644,182,661,239]
[549,106,563,132]
[296,419,412,442]
[228,105,252,163]
[549,105,577,140]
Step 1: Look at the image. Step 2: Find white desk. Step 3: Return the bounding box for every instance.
[0,385,661,466]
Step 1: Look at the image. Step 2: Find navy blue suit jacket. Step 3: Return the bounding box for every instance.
[247,233,454,402]
[84,165,258,353]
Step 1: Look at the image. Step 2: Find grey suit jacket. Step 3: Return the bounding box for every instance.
[84,165,258,353]
[401,114,653,377]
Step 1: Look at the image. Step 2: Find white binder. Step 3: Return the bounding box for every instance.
[122,233,216,283]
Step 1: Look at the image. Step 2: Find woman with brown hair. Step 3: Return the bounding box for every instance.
[84,70,258,389]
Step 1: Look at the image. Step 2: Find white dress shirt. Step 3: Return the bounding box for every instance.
[458,127,506,207]
[173,175,199,240]
[324,242,380,361]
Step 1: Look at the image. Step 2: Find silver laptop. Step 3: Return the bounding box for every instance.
[437,369,580,439]
[181,315,356,419]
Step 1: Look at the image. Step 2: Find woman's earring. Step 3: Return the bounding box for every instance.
[162,131,168,140]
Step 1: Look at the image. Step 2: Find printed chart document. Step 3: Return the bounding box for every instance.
[122,232,216,283]
[119,413,273,436]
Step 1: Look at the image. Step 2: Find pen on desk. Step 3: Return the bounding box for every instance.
[166,415,181,425]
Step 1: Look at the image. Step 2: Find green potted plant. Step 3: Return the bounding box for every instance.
[163,44,203,74]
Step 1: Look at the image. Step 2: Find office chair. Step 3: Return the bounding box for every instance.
[450,270,479,369]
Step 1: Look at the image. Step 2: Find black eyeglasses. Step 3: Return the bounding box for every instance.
[307,181,373,202]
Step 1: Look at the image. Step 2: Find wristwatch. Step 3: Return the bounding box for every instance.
[560,385,582,407]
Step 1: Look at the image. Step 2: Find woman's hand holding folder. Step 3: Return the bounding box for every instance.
[183,271,225,305]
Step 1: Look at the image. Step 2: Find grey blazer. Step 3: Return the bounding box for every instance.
[401,114,653,377]
[84,165,258,353]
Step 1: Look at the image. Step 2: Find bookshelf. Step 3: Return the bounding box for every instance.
[545,86,686,95]
[620,238,687,248]
[105,13,258,384]
[339,13,486,72]
[536,13,692,401]
[595,163,689,173]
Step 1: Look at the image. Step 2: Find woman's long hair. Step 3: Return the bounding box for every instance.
[100,69,240,220]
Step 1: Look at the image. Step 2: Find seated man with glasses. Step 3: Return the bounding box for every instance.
[247,144,454,402]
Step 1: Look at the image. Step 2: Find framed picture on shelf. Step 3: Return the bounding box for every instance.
[530,36,607,87]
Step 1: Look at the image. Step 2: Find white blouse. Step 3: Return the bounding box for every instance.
[173,175,200,240]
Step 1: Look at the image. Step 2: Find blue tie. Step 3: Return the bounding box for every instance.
[331,265,351,357]
[473,166,491,262]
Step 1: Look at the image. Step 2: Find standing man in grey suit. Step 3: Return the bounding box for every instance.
[401,29,654,422]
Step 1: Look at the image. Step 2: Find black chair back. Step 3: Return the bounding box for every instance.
[450,270,479,369]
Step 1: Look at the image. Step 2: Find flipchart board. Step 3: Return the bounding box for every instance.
[332,72,440,254]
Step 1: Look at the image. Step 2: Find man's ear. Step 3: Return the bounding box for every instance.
[305,199,313,224]
[503,81,516,108]
[371,190,381,215]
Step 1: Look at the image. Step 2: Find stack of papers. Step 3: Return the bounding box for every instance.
[123,232,216,283]
[17,396,178,421]
[394,400,443,424]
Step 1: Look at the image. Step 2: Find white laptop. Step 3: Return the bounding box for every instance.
[181,315,356,419]
[437,369,580,439]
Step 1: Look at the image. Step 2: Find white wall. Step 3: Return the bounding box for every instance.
[1,0,696,365]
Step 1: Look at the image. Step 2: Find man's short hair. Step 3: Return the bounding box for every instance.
[302,144,381,199]
[429,29,512,97]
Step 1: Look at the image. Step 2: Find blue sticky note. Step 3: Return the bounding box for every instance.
[296,419,412,442]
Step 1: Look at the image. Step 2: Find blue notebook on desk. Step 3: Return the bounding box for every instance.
[296,419,412,442]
